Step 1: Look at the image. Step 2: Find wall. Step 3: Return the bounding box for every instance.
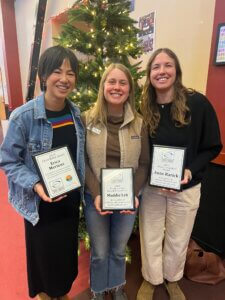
[14,0,216,100]
[191,0,225,254]
[205,0,225,165]
[41,0,75,52]
[14,0,75,99]
[131,0,215,93]
[0,3,8,105]
[14,0,39,100]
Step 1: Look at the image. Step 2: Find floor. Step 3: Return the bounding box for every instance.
[1,125,225,300]
[75,234,225,300]
[0,166,90,300]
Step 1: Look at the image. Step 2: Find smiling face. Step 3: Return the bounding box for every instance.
[45,59,76,104]
[103,68,130,113]
[150,52,176,95]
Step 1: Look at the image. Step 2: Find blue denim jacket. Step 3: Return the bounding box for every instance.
[0,93,85,225]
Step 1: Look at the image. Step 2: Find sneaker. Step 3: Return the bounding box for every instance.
[164,281,186,300]
[137,280,155,300]
[112,288,128,300]
[91,292,105,300]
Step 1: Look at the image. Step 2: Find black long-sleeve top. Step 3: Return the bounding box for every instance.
[150,92,222,189]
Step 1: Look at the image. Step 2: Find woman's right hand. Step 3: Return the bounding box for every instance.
[34,182,67,203]
[94,195,113,215]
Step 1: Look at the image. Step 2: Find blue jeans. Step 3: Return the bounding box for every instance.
[84,192,137,293]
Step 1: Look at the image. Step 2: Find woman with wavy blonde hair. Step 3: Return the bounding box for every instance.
[137,48,222,300]
[82,63,149,300]
[87,63,136,127]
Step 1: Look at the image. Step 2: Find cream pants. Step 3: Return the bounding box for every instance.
[139,183,201,285]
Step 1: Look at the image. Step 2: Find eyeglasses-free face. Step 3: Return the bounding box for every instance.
[45,59,76,103]
[104,68,130,111]
[150,52,176,94]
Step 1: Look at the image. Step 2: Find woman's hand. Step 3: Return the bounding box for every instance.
[160,169,192,194]
[181,169,192,185]
[94,195,113,215]
[120,196,139,215]
[34,182,67,203]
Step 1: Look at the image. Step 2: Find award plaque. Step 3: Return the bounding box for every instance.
[149,145,186,191]
[101,168,134,211]
[33,146,81,199]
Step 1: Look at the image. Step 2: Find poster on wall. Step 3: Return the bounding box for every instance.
[130,0,135,12]
[138,11,155,53]
[214,23,225,65]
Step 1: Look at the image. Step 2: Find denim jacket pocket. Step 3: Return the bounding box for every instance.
[28,140,43,154]
[9,184,39,219]
[26,140,43,171]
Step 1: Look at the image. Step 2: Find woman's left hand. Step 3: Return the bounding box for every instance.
[120,196,139,215]
[34,182,67,202]
[94,195,113,215]
[181,168,192,185]
[160,169,192,194]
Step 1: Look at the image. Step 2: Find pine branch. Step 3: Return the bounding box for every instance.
[57,0,144,111]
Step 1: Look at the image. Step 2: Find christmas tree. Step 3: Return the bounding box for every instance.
[56,0,144,112]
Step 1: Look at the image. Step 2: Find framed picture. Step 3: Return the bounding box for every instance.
[214,23,225,65]
[33,146,81,199]
[149,145,186,191]
[138,11,156,53]
[101,168,135,211]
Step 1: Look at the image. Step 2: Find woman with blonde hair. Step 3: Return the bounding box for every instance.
[82,63,149,300]
[137,48,222,300]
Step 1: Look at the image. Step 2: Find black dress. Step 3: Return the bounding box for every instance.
[24,103,81,298]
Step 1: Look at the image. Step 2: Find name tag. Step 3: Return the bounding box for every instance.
[87,126,101,135]
[131,135,140,139]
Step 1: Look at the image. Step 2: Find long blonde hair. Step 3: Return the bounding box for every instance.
[86,63,136,126]
[140,48,191,136]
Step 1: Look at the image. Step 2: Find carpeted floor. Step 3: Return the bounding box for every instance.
[75,234,225,300]
[0,168,89,299]
[1,124,225,300]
